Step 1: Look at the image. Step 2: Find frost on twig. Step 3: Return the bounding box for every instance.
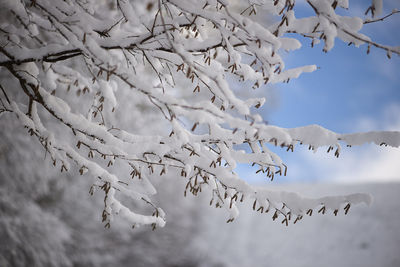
[0,0,399,228]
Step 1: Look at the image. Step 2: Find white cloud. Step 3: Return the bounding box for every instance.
[298,145,400,184]
[285,103,400,184]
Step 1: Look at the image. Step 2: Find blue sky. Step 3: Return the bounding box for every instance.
[237,0,400,184]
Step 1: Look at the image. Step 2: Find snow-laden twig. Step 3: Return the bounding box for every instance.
[0,0,398,228]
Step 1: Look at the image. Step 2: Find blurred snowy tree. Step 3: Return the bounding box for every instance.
[0,0,399,231]
[0,116,214,267]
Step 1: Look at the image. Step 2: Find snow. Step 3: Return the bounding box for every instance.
[99,80,117,108]
[288,124,339,148]
[341,131,400,148]
[373,0,383,16]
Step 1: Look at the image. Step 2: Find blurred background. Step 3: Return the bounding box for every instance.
[1,0,399,266]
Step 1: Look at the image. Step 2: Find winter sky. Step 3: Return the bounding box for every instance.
[238,0,400,184]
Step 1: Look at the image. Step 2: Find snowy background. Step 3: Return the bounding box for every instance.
[1,123,400,266]
[1,0,400,266]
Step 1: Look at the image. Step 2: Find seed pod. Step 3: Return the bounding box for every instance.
[344,203,351,215]
[318,206,326,214]
[272,210,278,221]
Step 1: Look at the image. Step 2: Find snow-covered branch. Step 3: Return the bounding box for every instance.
[0,0,398,228]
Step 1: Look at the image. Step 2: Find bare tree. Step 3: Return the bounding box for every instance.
[0,0,399,229]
